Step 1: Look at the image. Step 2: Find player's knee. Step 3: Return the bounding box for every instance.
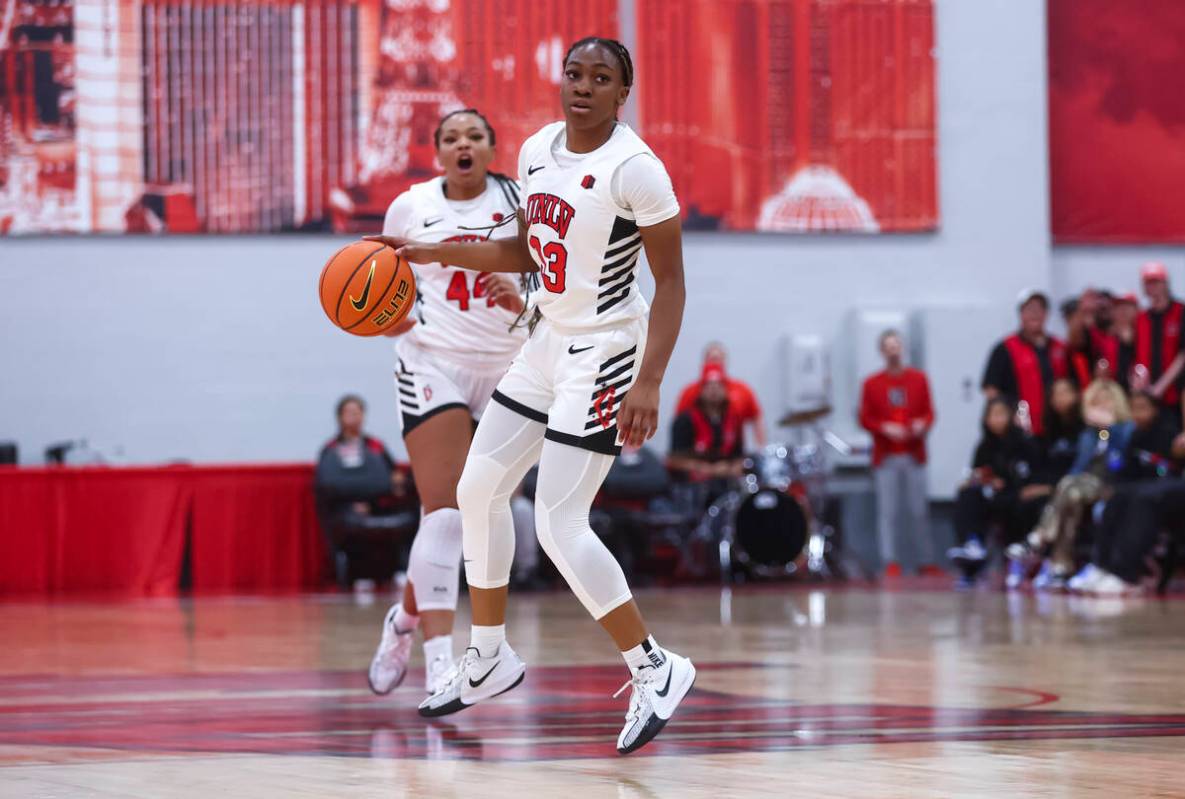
[456,458,496,518]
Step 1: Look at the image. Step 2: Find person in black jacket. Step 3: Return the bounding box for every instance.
[947,398,1047,583]
[1038,378,1085,485]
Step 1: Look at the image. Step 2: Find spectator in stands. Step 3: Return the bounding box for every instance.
[315,395,413,586]
[1070,288,1122,384]
[1061,298,1095,388]
[1112,293,1139,390]
[1134,261,1185,430]
[1070,393,1185,594]
[675,342,766,448]
[982,289,1070,436]
[858,330,939,578]
[947,398,1046,585]
[669,363,747,501]
[1007,380,1134,589]
[1039,378,1085,485]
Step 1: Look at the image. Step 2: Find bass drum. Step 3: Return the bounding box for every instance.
[732,488,808,577]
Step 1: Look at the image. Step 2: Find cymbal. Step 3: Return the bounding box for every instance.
[778,406,833,427]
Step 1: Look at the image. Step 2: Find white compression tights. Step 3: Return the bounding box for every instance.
[457,401,633,619]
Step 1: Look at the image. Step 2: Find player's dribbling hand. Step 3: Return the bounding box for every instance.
[481,274,525,313]
[362,235,435,264]
[617,378,660,449]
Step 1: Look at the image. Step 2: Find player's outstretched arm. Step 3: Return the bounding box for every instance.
[617,215,686,449]
[364,212,537,274]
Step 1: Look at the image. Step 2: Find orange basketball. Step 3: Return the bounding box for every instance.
[318,241,416,337]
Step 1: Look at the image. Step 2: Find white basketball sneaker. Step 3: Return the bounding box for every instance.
[418,643,526,718]
[425,653,454,695]
[367,604,415,695]
[615,650,696,755]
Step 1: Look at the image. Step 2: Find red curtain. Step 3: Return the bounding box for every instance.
[189,466,325,593]
[0,468,190,596]
[0,465,325,598]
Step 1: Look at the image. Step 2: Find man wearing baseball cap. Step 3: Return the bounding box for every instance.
[1135,261,1185,429]
[981,289,1071,436]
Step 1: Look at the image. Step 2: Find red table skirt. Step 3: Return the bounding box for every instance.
[0,464,326,597]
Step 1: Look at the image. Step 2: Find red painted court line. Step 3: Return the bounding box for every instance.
[1,664,1184,762]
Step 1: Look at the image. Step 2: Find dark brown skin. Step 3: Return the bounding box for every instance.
[369,43,686,652]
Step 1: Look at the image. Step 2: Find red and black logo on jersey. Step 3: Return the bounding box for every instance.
[581,175,596,189]
[525,193,576,239]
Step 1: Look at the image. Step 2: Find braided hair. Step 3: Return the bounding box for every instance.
[563,36,634,87]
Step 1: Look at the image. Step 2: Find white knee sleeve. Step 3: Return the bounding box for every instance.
[458,402,545,589]
[408,507,463,612]
[534,441,632,619]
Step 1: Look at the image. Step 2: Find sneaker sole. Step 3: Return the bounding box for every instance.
[417,670,525,718]
[617,663,697,756]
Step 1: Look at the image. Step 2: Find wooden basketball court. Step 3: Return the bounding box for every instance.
[2,585,1183,797]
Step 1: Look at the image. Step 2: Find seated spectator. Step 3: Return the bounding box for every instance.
[982,289,1070,436]
[947,398,1046,584]
[675,342,766,448]
[1008,380,1134,589]
[1081,447,1185,595]
[1070,395,1185,594]
[668,364,747,501]
[858,329,939,578]
[1039,378,1085,484]
[315,395,414,586]
[1133,261,1185,430]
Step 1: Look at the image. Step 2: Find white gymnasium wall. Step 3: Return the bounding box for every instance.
[0,0,1052,468]
[1052,247,1185,300]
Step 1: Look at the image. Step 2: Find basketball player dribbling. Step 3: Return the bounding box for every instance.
[366,109,527,698]
[367,36,695,754]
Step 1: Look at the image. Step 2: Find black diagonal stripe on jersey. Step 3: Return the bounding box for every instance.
[601,260,639,292]
[397,360,414,376]
[599,246,642,277]
[604,233,642,260]
[598,271,635,300]
[598,287,632,315]
[607,215,639,246]
[601,257,639,288]
[599,346,638,372]
[596,360,634,387]
[396,377,415,388]
[398,388,417,401]
[589,374,634,401]
[585,391,629,430]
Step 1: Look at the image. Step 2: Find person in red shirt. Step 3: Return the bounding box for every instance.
[674,342,766,448]
[1134,261,1185,430]
[859,330,939,578]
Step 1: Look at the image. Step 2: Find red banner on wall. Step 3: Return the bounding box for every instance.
[1049,0,1185,243]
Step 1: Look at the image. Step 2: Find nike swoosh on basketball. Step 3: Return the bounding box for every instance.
[469,662,499,688]
[527,165,546,175]
[423,217,443,227]
[349,261,377,311]
[654,667,673,698]
[568,344,594,355]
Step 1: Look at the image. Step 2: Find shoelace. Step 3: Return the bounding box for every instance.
[434,650,478,696]
[612,668,658,722]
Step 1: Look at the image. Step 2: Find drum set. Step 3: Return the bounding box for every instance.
[706,407,850,582]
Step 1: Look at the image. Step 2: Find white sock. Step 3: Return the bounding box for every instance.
[623,635,667,676]
[470,624,506,658]
[423,634,452,665]
[393,604,419,633]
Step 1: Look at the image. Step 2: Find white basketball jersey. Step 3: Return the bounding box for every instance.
[382,175,526,368]
[518,122,660,329]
